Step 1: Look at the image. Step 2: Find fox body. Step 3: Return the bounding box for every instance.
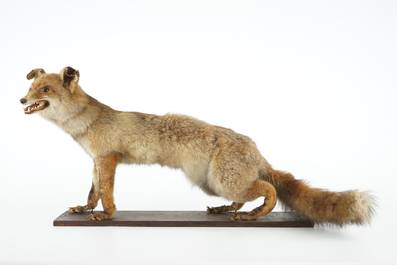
[21,67,376,226]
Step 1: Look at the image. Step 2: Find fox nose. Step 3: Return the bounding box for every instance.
[20,98,27,104]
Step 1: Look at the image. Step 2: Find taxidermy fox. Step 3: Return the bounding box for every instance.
[20,66,376,227]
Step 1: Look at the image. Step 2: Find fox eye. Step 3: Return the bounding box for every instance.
[29,88,32,92]
[42,87,49,92]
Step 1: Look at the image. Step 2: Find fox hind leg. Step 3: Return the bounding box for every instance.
[69,165,100,214]
[229,179,277,221]
[207,202,245,214]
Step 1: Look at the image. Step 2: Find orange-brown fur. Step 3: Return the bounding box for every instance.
[20,67,376,226]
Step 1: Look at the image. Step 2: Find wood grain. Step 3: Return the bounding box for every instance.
[53,211,314,227]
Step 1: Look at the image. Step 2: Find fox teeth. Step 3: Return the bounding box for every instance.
[24,102,41,112]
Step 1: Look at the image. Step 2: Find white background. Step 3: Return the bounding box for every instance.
[1,1,396,264]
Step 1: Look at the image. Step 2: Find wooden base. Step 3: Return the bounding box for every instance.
[53,211,314,227]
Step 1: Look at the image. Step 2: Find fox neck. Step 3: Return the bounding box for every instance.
[39,93,103,137]
[59,103,101,137]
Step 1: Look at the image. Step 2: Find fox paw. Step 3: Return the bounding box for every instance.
[207,206,221,214]
[69,205,95,213]
[69,205,89,213]
[229,212,257,221]
[87,212,113,220]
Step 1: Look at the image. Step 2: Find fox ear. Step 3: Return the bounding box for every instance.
[60,66,80,89]
[27,68,46,80]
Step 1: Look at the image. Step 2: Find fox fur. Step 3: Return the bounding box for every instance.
[20,66,376,227]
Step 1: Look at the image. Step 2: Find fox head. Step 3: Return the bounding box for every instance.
[20,66,88,122]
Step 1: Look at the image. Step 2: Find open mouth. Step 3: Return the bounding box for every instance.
[24,100,49,114]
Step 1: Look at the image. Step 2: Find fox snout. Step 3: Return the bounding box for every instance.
[20,96,49,114]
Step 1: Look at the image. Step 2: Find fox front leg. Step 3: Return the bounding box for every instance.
[69,165,100,214]
[87,153,121,220]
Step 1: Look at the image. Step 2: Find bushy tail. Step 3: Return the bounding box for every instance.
[261,166,377,227]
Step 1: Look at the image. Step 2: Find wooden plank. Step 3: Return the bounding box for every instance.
[53,211,314,227]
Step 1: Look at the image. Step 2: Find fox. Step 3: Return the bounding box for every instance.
[20,66,376,227]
